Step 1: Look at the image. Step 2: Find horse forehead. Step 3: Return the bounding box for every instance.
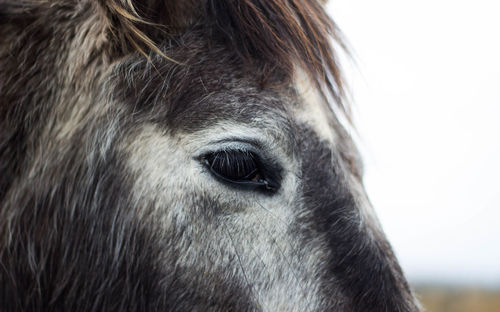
[162,84,336,156]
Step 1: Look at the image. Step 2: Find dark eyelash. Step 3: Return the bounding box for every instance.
[202,150,279,192]
[209,150,257,180]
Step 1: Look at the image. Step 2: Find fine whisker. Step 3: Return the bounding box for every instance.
[220,217,263,311]
[255,200,316,312]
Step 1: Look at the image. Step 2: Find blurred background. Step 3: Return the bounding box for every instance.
[326,1,500,311]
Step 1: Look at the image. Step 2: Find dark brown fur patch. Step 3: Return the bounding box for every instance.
[99,0,349,115]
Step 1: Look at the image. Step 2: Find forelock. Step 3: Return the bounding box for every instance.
[99,0,350,116]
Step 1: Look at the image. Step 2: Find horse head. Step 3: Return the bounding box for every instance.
[0,1,420,310]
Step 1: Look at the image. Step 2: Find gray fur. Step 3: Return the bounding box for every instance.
[0,1,421,311]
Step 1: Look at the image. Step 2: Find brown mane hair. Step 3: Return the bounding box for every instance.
[101,0,349,115]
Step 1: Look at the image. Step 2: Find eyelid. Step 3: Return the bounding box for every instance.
[209,137,265,151]
[194,138,265,160]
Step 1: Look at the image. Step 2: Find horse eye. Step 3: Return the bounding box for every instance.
[202,150,279,192]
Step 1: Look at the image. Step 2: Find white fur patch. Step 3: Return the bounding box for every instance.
[124,122,326,311]
[293,68,338,146]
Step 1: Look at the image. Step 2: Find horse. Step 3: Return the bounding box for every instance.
[0,1,421,311]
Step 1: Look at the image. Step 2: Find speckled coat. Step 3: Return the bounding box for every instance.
[0,1,420,311]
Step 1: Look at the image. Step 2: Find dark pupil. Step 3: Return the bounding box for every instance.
[206,150,258,181]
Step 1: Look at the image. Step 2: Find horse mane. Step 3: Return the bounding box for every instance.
[102,0,349,116]
[0,0,349,115]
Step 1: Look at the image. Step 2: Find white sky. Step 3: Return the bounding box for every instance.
[327,0,500,287]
